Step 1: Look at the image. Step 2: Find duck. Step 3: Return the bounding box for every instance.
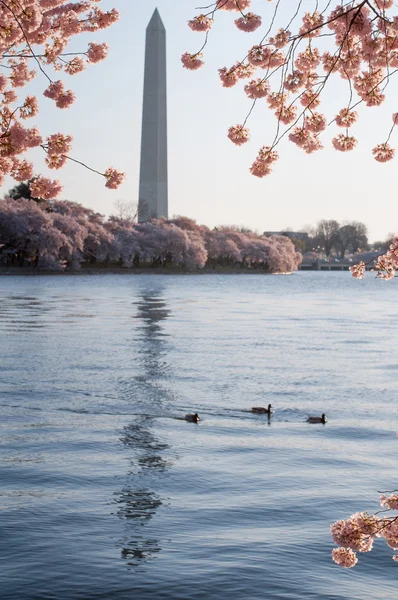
[185,413,200,423]
[251,404,273,415]
[307,413,327,424]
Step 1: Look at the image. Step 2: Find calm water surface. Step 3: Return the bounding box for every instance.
[0,272,397,599]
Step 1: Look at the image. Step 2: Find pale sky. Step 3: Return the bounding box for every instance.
[3,0,398,242]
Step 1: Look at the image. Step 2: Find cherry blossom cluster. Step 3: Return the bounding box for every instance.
[331,495,398,568]
[350,234,398,279]
[0,0,124,199]
[183,0,398,177]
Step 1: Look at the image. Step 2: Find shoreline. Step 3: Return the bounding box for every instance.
[0,266,293,277]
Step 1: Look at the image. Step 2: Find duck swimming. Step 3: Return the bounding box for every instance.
[307,413,327,424]
[251,404,273,415]
[184,413,200,423]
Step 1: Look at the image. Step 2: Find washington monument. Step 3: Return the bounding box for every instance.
[138,8,168,222]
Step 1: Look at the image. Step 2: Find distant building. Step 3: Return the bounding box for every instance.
[264,231,309,241]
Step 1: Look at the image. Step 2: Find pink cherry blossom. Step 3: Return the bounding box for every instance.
[219,66,239,88]
[235,13,262,33]
[227,125,250,145]
[64,57,86,76]
[104,168,125,189]
[20,96,39,120]
[267,92,288,110]
[299,12,324,38]
[331,548,358,568]
[249,146,278,178]
[284,71,305,93]
[250,159,272,178]
[43,80,65,101]
[269,29,291,49]
[11,159,34,181]
[300,90,321,109]
[257,147,279,164]
[277,105,297,125]
[56,90,76,109]
[372,143,395,162]
[181,52,204,70]
[188,15,213,32]
[349,262,366,279]
[380,494,398,509]
[247,45,272,68]
[305,112,327,133]
[244,78,270,99]
[289,128,323,153]
[87,42,109,64]
[30,177,63,200]
[335,108,358,128]
[45,154,68,170]
[332,134,358,152]
[46,133,73,156]
[235,63,256,79]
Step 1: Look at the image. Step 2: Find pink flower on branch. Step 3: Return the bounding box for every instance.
[19,96,39,120]
[268,29,291,49]
[188,15,213,32]
[276,105,297,125]
[104,168,125,190]
[56,90,76,109]
[181,52,204,70]
[235,63,255,79]
[46,134,73,156]
[372,143,395,162]
[247,45,272,68]
[299,12,324,38]
[250,159,272,178]
[250,146,278,178]
[284,70,305,93]
[86,42,109,64]
[235,13,262,33]
[227,125,250,145]
[380,494,398,510]
[45,154,68,170]
[349,262,366,279]
[332,134,358,152]
[244,78,270,99]
[300,90,321,109]
[305,112,327,133]
[30,177,63,200]
[331,548,358,568]
[335,108,358,128]
[289,128,323,154]
[64,57,85,76]
[219,66,239,87]
[11,159,34,182]
[43,80,65,101]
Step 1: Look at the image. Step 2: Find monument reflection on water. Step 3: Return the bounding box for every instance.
[116,287,173,567]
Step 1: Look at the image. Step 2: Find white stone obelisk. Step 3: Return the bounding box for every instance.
[138,8,168,222]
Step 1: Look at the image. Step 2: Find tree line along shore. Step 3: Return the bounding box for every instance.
[0,196,301,274]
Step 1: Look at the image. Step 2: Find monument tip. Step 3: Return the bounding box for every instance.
[147,8,165,31]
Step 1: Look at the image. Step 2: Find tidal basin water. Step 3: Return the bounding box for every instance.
[0,272,397,599]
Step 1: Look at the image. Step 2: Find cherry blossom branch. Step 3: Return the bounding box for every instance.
[0,0,52,83]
